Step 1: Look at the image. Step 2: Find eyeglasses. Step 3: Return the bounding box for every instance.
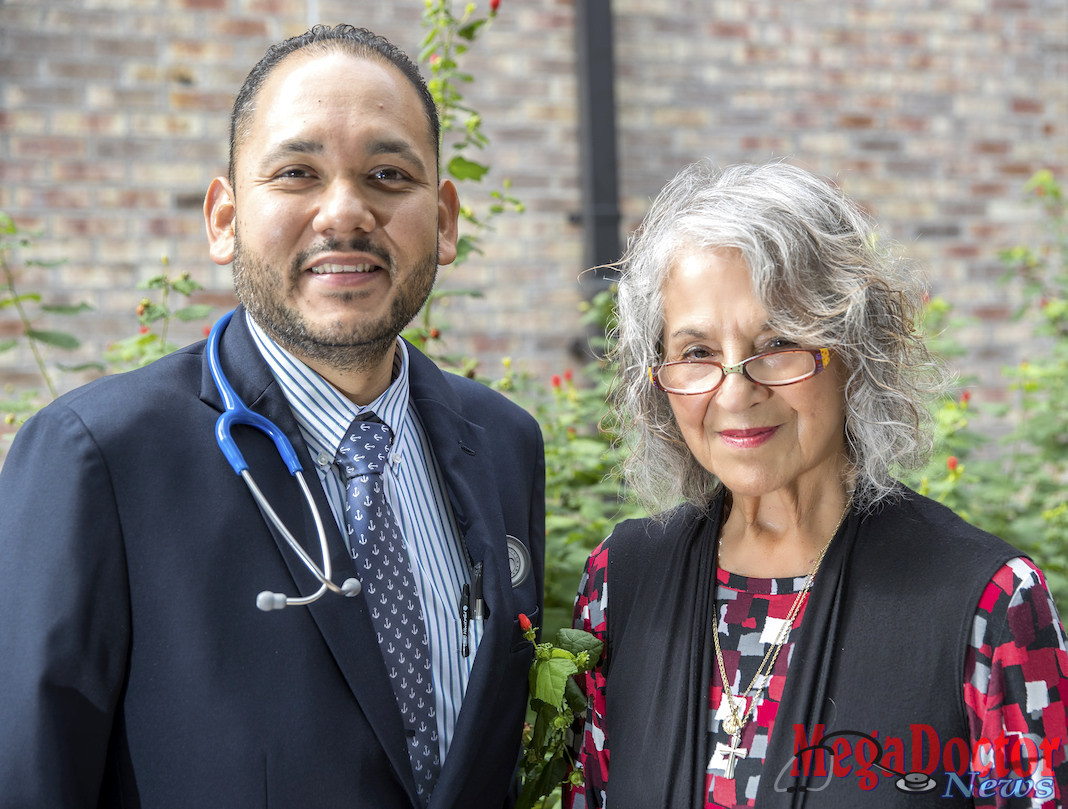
[649,348,831,396]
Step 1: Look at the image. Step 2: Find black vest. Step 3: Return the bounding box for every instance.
[602,485,1019,808]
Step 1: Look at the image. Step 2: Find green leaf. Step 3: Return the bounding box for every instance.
[0,338,17,352]
[554,628,604,662]
[429,288,484,302]
[529,703,554,755]
[564,676,587,715]
[456,19,487,41]
[139,275,170,290]
[447,155,490,182]
[174,304,212,322]
[25,329,80,349]
[138,302,169,324]
[0,292,41,308]
[516,750,569,809]
[56,360,107,372]
[529,655,577,708]
[40,302,92,315]
[172,278,203,296]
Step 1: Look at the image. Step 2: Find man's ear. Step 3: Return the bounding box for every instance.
[204,177,236,265]
[436,179,461,267]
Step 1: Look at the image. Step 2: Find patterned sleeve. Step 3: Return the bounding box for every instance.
[963,556,1068,808]
[562,540,611,809]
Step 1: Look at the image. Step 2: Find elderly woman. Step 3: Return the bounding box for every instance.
[566,162,1067,808]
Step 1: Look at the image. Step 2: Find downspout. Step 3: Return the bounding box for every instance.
[575,0,621,296]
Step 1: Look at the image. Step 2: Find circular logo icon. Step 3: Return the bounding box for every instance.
[506,535,531,588]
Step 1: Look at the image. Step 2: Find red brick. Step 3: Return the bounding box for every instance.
[169,90,234,112]
[211,18,269,37]
[1011,98,1043,115]
[11,137,86,159]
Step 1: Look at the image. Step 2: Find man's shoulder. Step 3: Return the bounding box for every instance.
[406,341,539,431]
[34,341,207,426]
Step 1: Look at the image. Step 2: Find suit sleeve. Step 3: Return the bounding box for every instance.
[0,405,131,807]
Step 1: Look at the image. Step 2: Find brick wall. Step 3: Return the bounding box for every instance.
[1,0,1065,430]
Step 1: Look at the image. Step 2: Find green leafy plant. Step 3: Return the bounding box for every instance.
[496,288,644,635]
[406,0,523,357]
[104,256,212,370]
[904,170,1068,610]
[0,212,96,424]
[516,613,603,809]
[1,222,214,443]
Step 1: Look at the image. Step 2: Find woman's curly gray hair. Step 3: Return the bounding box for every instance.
[612,160,948,514]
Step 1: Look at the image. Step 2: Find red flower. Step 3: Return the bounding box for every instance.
[429,328,441,339]
[564,368,573,382]
[518,613,532,632]
[139,325,149,335]
[960,390,971,405]
[551,374,561,388]
[947,456,959,471]
[203,325,211,337]
[490,0,501,11]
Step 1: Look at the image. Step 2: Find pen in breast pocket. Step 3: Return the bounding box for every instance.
[460,583,470,657]
[472,561,484,620]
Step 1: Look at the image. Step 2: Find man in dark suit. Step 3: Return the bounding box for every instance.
[0,25,545,808]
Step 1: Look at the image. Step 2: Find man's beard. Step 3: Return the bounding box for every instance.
[232,230,438,374]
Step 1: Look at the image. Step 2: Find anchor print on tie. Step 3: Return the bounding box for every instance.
[337,417,440,803]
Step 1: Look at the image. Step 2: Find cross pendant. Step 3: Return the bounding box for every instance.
[724,732,746,779]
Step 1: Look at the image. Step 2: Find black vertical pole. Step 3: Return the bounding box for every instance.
[575,0,621,291]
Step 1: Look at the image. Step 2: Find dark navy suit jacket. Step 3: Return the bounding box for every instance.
[0,309,545,808]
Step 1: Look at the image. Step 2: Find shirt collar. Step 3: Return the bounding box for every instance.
[245,311,411,464]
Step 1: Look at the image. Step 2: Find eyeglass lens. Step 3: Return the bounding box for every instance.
[657,350,817,393]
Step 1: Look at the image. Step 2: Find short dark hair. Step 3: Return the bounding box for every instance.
[227,24,440,184]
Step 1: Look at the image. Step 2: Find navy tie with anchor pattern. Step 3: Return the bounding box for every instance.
[337,416,440,804]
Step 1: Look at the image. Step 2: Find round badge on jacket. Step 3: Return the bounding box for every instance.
[506,535,531,587]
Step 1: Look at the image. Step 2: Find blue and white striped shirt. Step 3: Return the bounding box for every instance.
[246,313,481,764]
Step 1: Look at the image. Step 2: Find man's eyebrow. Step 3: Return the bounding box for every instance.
[257,138,323,169]
[256,137,430,176]
[367,137,429,175]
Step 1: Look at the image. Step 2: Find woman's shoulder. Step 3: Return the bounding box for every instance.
[603,501,709,550]
[870,483,1018,556]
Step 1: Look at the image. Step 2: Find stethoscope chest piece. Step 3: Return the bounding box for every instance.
[896,772,937,793]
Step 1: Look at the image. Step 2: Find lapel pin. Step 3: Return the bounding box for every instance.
[506,535,531,587]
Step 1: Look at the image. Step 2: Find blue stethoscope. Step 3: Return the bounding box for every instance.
[208,309,361,612]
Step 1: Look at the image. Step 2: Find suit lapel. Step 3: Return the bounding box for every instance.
[200,309,419,805]
[405,346,519,806]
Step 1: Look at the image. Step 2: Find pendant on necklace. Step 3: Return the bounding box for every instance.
[722,713,742,736]
[710,734,748,779]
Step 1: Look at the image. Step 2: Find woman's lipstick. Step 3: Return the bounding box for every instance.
[718,426,779,449]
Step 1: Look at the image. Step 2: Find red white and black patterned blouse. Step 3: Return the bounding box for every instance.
[564,543,1068,808]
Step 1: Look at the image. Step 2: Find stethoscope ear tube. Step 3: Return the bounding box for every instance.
[207,310,361,611]
[208,310,303,476]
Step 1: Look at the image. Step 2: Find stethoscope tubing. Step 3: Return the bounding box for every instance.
[207,309,360,611]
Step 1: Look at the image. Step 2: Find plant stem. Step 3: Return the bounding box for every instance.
[1,258,57,399]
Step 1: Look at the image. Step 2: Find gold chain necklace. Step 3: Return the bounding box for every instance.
[710,504,849,778]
